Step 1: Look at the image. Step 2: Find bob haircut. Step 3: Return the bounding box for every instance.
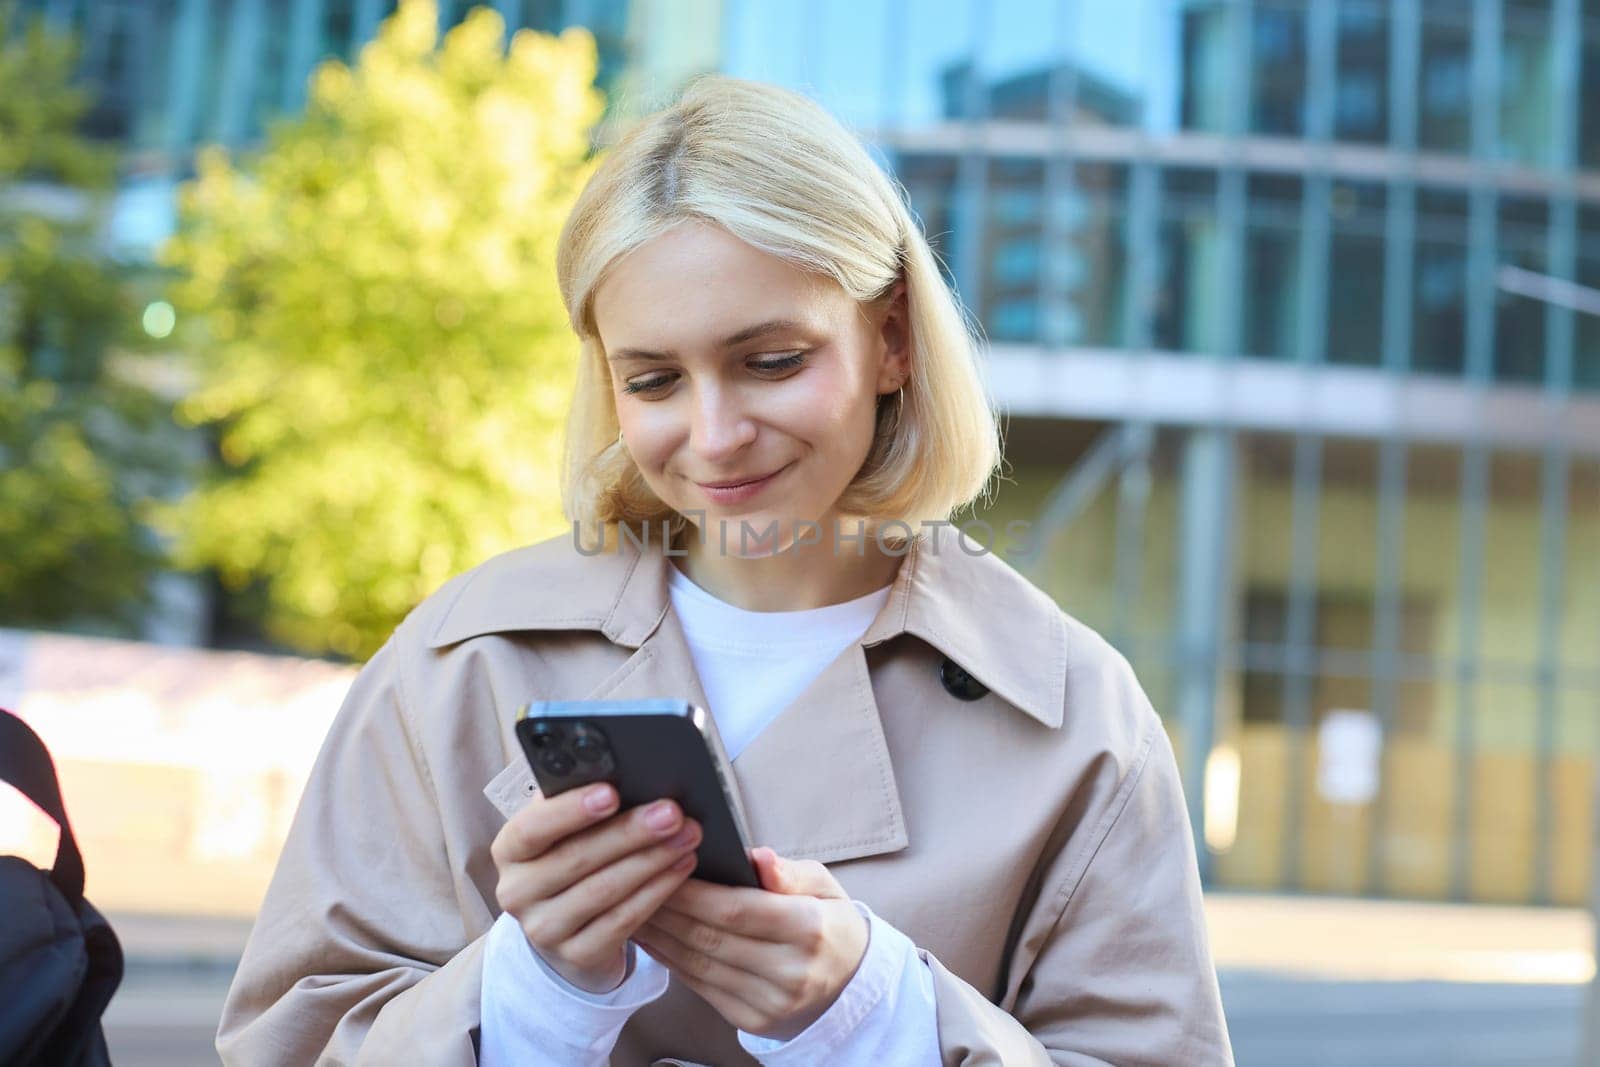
[555,73,1004,551]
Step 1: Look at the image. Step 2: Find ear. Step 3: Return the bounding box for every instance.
[873,278,910,393]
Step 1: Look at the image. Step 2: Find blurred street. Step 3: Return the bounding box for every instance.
[102,893,1594,1066]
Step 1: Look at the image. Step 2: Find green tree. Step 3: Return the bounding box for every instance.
[159,0,605,658]
[0,5,179,633]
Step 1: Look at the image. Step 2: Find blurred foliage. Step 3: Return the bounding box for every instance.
[157,0,605,659]
[0,4,180,633]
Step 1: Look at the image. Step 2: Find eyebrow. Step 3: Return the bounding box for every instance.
[605,319,809,363]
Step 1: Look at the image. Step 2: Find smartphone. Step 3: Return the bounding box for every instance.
[514,698,761,889]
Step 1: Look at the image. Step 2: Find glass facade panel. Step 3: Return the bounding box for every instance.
[1313,439,1382,657]
[895,152,960,292]
[1326,180,1386,366]
[322,0,357,59]
[1483,451,1543,666]
[1388,442,1464,897]
[1583,31,1600,170]
[1250,1,1308,137]
[1152,168,1221,353]
[1063,0,1167,130]
[1411,186,1470,375]
[981,158,1044,344]
[1417,9,1472,154]
[1379,676,1456,899]
[1069,162,1130,348]
[1240,173,1304,360]
[1334,0,1389,144]
[1499,5,1556,166]
[1578,207,1600,390]
[1493,196,1550,383]
[1552,689,1596,906]
[1468,679,1539,903]
[1179,0,1232,132]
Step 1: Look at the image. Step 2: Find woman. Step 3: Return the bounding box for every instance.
[216,75,1232,1065]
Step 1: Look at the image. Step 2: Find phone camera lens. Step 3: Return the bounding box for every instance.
[571,723,609,764]
[540,750,575,776]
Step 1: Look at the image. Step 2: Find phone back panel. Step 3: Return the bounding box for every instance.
[515,700,759,889]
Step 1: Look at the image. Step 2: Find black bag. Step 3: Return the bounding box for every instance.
[0,708,123,1066]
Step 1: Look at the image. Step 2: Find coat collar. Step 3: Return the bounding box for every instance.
[426,522,1067,731]
[432,522,1066,866]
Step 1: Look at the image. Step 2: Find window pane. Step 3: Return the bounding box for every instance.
[1241,174,1304,360]
[1469,679,1538,903]
[1326,181,1387,365]
[1418,11,1472,154]
[1578,207,1600,390]
[1583,33,1600,170]
[1552,689,1596,906]
[1065,162,1130,347]
[1180,1,1233,133]
[981,159,1044,344]
[1499,8,1556,166]
[1251,1,1308,137]
[1152,168,1221,353]
[1412,186,1469,375]
[1483,451,1543,666]
[896,152,960,294]
[1335,1,1390,144]
[1380,677,1455,898]
[1494,196,1550,384]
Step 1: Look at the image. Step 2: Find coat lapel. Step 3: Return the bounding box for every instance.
[573,588,909,865]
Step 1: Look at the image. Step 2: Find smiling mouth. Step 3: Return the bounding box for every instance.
[697,466,786,489]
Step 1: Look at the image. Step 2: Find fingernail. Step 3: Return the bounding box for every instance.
[672,852,696,871]
[668,825,698,850]
[583,785,616,814]
[644,800,679,832]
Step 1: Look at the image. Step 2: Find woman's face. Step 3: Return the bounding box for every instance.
[593,221,907,556]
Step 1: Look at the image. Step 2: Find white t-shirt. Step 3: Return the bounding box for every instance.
[666,559,894,760]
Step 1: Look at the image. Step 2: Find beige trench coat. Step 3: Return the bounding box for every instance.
[216,522,1233,1065]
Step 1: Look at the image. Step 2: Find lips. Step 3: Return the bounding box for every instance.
[697,468,783,489]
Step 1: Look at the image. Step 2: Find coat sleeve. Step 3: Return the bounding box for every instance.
[215,628,488,1066]
[924,655,1235,1067]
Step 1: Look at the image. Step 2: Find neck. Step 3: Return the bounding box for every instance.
[671,517,906,612]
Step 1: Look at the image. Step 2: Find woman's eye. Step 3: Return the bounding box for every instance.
[752,352,805,373]
[622,353,805,396]
[622,376,670,395]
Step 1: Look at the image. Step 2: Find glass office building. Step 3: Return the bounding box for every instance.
[24,0,1600,906]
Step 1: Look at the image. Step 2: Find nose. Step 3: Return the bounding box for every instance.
[689,384,757,463]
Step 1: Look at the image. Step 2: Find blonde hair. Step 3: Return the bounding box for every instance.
[556,74,1003,550]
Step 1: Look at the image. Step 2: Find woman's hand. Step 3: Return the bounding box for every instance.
[490,783,703,994]
[632,847,869,1041]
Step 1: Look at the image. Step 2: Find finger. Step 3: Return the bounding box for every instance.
[558,845,701,964]
[751,847,784,893]
[633,920,788,1020]
[660,878,814,942]
[522,820,702,943]
[510,800,694,904]
[639,908,796,979]
[772,855,849,901]
[491,782,619,866]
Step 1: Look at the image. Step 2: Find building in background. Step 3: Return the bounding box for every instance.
[18,0,1600,910]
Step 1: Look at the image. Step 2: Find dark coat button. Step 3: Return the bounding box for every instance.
[939,656,989,701]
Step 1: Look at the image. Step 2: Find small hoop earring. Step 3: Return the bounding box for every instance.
[881,384,905,436]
